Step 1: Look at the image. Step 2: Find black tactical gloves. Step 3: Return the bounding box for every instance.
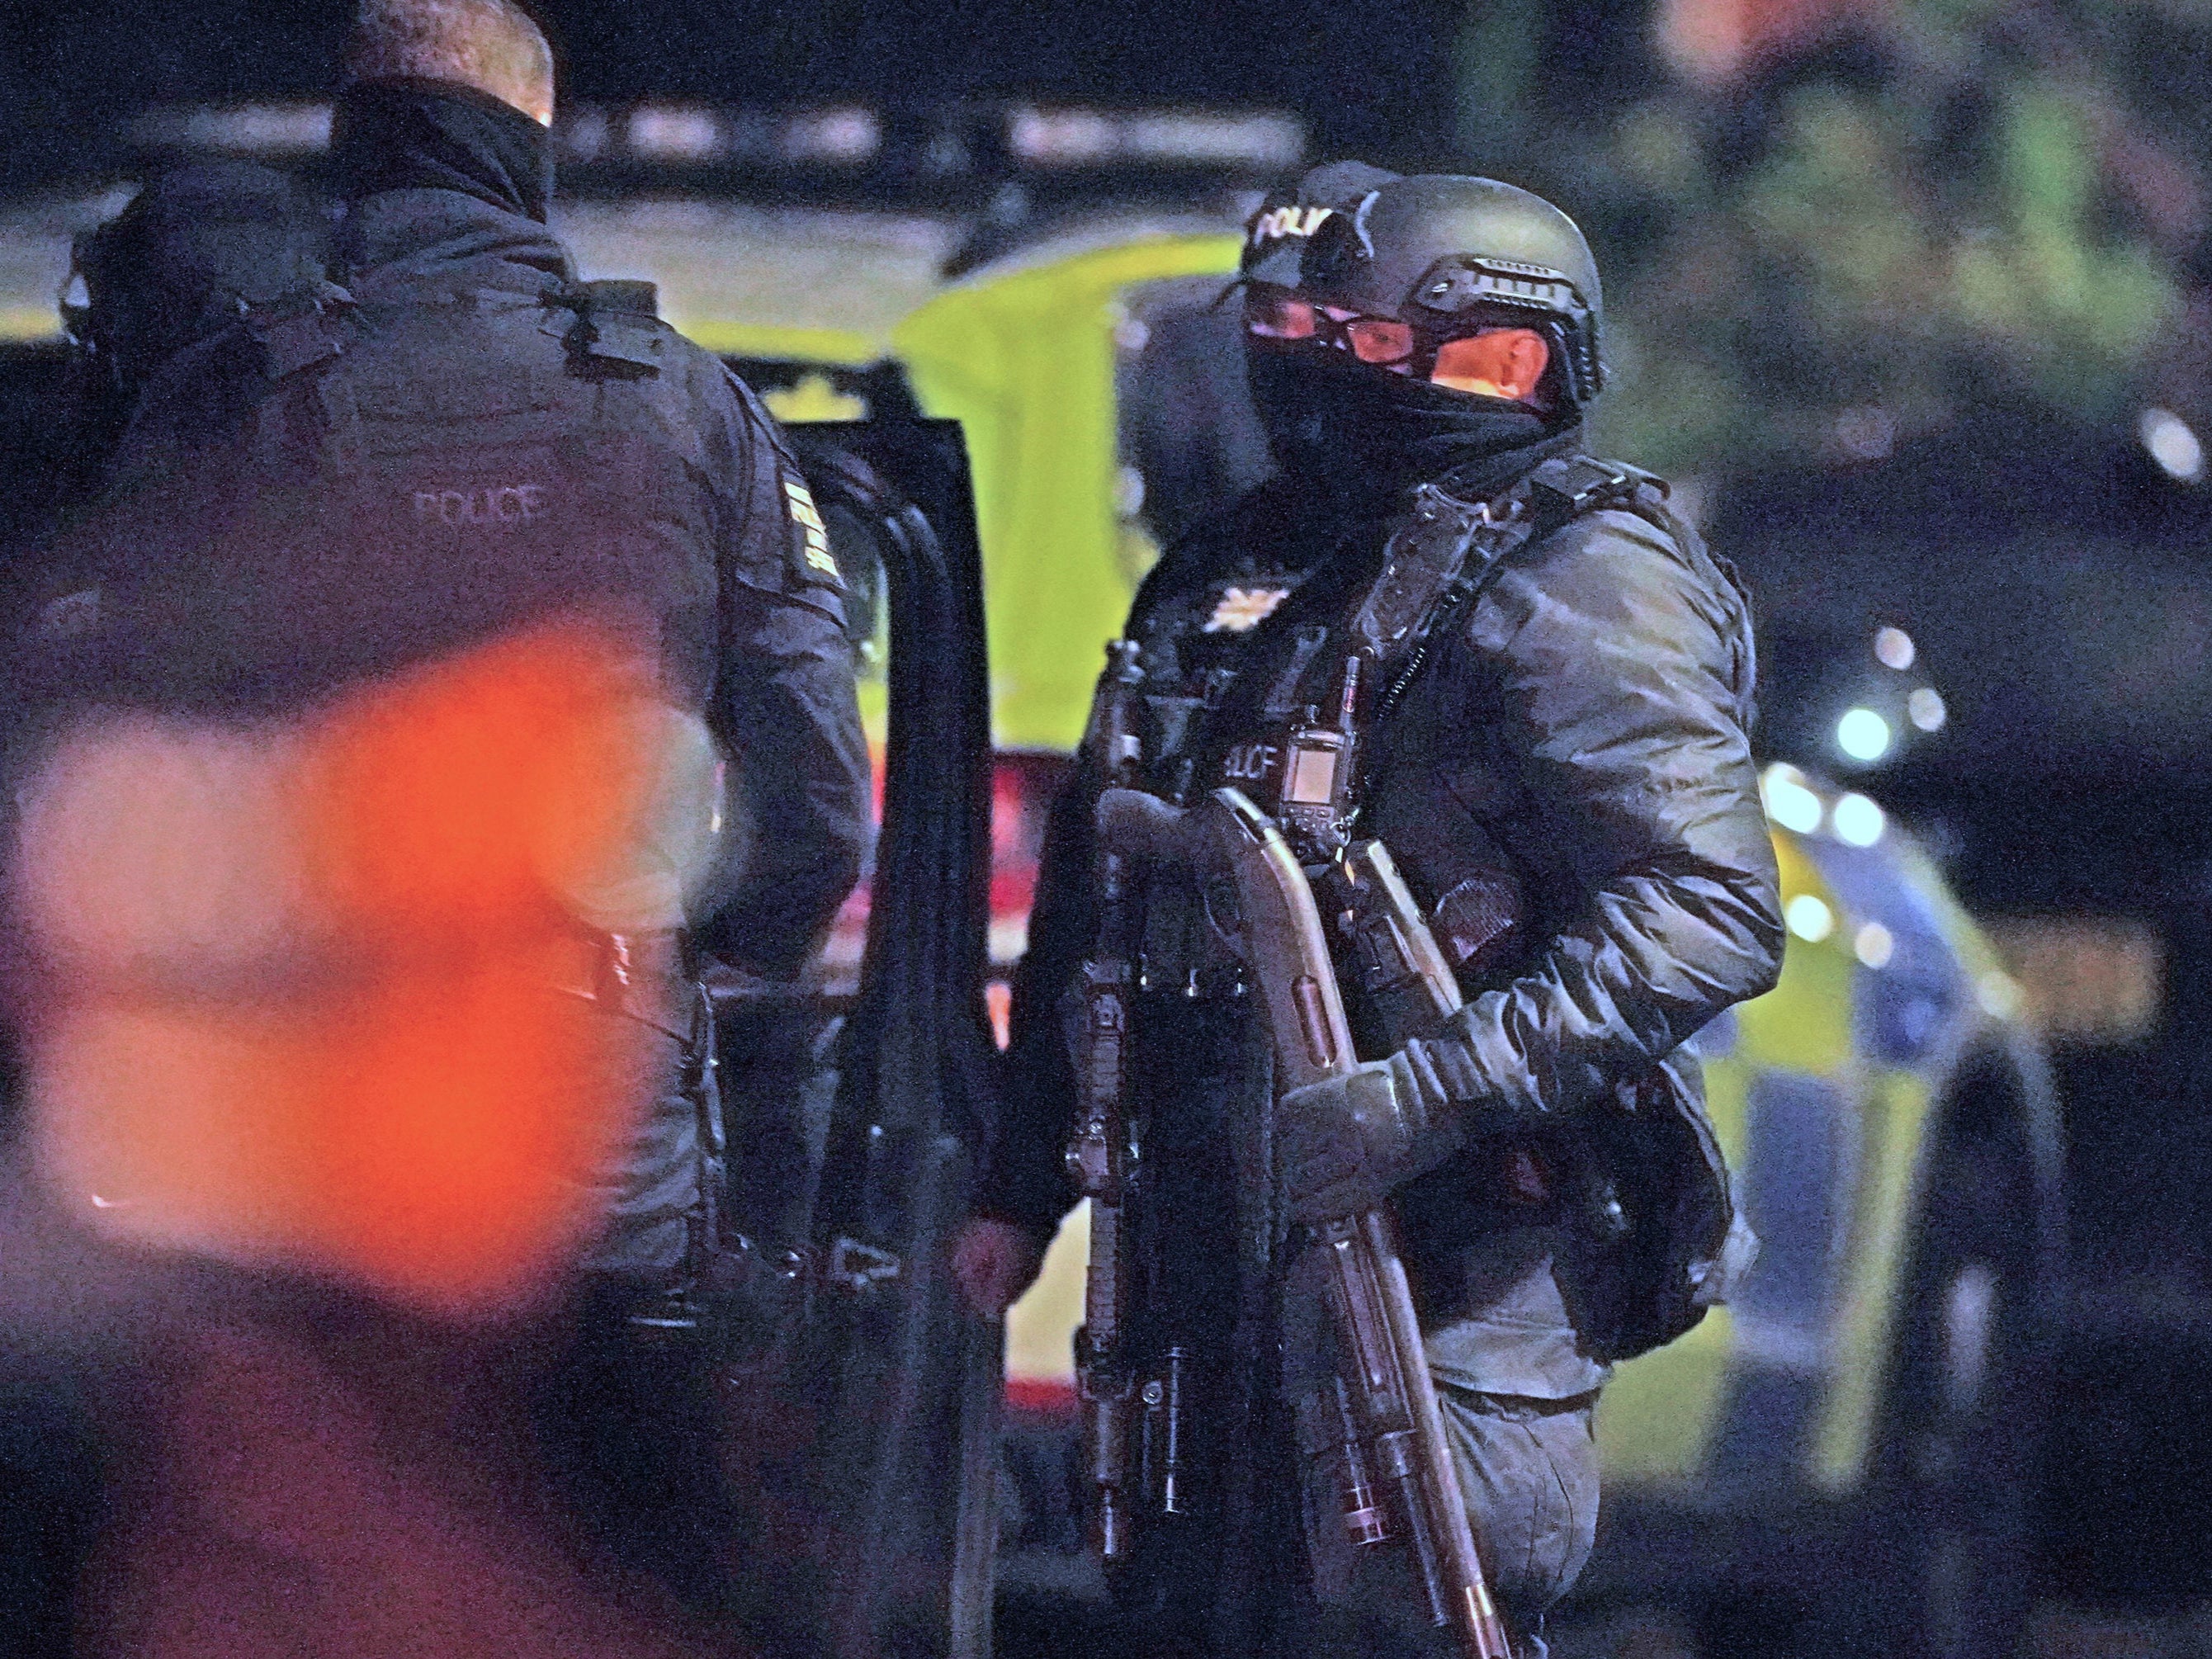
[1274,1037,1485,1224]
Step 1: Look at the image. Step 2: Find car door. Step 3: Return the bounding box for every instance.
[709,379,1003,1659]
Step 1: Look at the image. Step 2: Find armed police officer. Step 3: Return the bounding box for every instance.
[953,165,1782,1656]
[20,0,871,1618]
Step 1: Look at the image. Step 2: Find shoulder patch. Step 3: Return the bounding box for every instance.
[1204,584,1290,634]
[782,474,843,589]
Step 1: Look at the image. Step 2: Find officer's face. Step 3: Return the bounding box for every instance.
[1244,285,1551,404]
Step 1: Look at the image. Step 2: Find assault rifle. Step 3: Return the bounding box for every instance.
[1066,639,1146,1563]
[1092,786,1515,1659]
[1065,839,1141,1560]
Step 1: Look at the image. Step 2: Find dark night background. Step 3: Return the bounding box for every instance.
[0,0,1543,175]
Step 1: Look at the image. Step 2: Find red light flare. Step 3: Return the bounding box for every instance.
[13,617,679,1318]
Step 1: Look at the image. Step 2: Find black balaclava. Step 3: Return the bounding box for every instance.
[328,77,554,224]
[1245,345,1577,507]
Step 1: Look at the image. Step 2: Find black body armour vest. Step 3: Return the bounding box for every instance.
[17,275,755,724]
[1103,457,1659,1011]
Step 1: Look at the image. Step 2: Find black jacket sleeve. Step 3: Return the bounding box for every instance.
[975,751,1106,1236]
[689,369,872,977]
[1407,508,1784,1119]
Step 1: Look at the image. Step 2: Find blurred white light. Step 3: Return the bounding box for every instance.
[1121,111,1307,168]
[2140,407,2205,484]
[783,107,881,163]
[1874,626,1916,671]
[1977,971,2023,1020]
[1836,707,1892,763]
[1009,106,1120,163]
[1855,922,1895,969]
[1761,764,1823,834]
[1832,792,1886,848]
[1785,893,1836,943]
[1007,106,1306,168]
[131,102,334,155]
[1908,687,1947,732]
[627,104,727,161]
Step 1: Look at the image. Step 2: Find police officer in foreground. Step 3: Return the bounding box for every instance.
[953,165,1783,1654]
[24,0,871,1619]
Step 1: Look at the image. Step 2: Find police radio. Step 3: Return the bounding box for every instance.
[1279,655,1364,859]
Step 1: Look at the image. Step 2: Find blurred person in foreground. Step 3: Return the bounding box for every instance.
[11,0,872,1627]
[0,620,715,1658]
[952,166,1782,1656]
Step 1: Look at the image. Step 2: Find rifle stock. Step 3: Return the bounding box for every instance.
[1093,786,1515,1659]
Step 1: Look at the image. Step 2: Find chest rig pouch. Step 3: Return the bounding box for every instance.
[1084,456,1658,1004]
[1128,458,1657,839]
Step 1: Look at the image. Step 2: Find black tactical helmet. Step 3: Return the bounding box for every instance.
[1241,167,1605,409]
[62,163,326,396]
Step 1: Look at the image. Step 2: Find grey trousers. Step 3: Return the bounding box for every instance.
[1291,1226,1606,1650]
[1432,1383,1600,1622]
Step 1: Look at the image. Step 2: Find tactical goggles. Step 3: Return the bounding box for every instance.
[1242,284,1553,403]
[1243,286,1420,368]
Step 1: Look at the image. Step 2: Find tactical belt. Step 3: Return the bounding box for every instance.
[545,924,686,1039]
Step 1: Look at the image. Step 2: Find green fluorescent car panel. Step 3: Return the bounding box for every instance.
[893,233,1245,754]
